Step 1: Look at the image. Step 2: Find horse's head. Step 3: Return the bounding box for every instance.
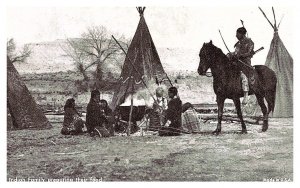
[198,40,215,76]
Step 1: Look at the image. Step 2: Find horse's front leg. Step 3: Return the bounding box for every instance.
[213,96,225,135]
[233,97,247,134]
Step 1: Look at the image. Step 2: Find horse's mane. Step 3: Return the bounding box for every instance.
[208,43,240,75]
[210,44,229,63]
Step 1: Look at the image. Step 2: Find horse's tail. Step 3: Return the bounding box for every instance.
[266,84,276,114]
[255,65,277,114]
[266,70,277,114]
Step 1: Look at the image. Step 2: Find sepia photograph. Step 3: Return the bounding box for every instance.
[3,0,297,184]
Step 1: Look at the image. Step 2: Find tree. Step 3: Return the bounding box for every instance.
[7,38,31,63]
[111,36,132,72]
[62,26,131,90]
[80,26,120,81]
[61,38,90,81]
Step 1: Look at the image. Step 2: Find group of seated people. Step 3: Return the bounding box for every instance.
[147,86,183,136]
[61,86,184,137]
[61,90,114,137]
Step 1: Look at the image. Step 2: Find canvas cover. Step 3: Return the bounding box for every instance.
[243,32,293,118]
[7,58,51,129]
[265,32,293,117]
[110,8,171,111]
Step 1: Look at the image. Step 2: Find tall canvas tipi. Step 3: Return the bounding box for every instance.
[7,57,51,129]
[259,7,293,117]
[110,7,171,111]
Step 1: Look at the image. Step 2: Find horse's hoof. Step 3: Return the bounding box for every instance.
[212,130,221,135]
[262,120,268,131]
[262,124,268,132]
[241,129,248,134]
[262,127,268,132]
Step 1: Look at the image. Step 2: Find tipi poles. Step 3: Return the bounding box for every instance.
[272,7,277,30]
[127,76,134,136]
[277,14,285,29]
[259,7,275,29]
[165,73,173,87]
[136,7,146,16]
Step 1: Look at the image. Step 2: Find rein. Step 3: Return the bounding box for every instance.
[202,47,213,77]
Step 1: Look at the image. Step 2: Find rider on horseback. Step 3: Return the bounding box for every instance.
[227,27,254,105]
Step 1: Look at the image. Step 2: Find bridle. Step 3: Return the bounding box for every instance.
[201,46,213,77]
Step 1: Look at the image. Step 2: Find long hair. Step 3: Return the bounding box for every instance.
[64,98,75,111]
[100,99,111,114]
[100,99,108,108]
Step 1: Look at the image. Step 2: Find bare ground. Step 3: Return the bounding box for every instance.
[7,118,293,182]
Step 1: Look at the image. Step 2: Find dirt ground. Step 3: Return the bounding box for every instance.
[7,117,293,182]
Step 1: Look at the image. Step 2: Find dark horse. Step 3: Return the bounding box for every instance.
[198,41,277,134]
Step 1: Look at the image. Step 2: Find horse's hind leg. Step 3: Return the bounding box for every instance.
[213,96,225,135]
[256,95,268,132]
[233,98,247,134]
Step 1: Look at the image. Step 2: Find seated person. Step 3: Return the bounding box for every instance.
[182,102,194,113]
[86,90,110,137]
[147,87,168,131]
[100,99,112,115]
[61,98,84,135]
[159,87,182,136]
[99,99,114,136]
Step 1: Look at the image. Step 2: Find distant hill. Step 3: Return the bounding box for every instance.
[158,47,199,73]
[14,39,74,73]
[13,39,199,75]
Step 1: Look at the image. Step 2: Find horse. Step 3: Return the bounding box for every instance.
[197,41,277,134]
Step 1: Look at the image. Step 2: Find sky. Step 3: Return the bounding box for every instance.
[6,4,295,67]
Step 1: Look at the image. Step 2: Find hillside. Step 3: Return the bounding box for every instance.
[12,39,216,111]
[14,39,199,75]
[14,40,74,73]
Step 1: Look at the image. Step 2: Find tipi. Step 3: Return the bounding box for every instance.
[110,7,171,111]
[244,7,293,118]
[260,7,293,117]
[7,57,51,129]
